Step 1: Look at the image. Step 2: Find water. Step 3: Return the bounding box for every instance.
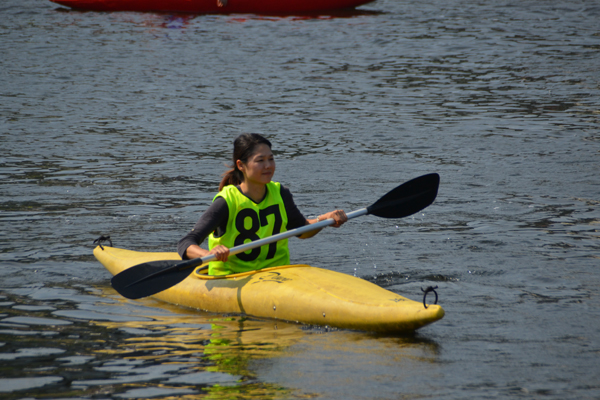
[1,0,599,398]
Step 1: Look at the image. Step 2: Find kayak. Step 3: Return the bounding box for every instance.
[49,0,375,14]
[94,245,444,332]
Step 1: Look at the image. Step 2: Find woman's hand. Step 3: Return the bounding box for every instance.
[319,209,348,228]
[319,210,348,228]
[208,245,230,262]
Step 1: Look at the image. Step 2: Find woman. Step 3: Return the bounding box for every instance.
[177,133,347,276]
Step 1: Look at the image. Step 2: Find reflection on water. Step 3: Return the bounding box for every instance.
[256,331,441,399]
[0,285,298,398]
[0,284,442,399]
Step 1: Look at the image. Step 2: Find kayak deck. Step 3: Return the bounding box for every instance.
[94,246,444,333]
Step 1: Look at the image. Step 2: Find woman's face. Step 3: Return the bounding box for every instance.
[237,144,275,185]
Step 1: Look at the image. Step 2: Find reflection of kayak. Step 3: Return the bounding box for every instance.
[50,0,375,14]
[94,246,444,333]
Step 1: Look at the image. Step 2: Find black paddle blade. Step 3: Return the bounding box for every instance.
[111,259,199,299]
[367,173,439,218]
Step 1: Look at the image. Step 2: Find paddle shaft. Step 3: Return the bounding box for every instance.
[179,208,368,270]
[111,173,439,299]
[119,209,367,291]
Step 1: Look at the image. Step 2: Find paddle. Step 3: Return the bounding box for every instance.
[111,173,440,299]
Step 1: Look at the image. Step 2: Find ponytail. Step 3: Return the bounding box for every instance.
[218,168,244,191]
[218,133,272,192]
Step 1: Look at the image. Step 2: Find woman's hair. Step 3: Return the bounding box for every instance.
[218,133,272,191]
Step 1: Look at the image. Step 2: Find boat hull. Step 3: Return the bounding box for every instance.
[50,0,375,14]
[94,246,444,333]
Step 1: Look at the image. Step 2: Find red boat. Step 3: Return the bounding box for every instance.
[49,0,375,14]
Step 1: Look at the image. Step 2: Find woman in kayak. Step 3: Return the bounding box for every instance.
[178,133,347,276]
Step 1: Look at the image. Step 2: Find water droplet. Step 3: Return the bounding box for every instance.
[273,305,276,310]
[322,312,326,317]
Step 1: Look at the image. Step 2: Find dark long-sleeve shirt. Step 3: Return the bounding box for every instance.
[177,185,307,259]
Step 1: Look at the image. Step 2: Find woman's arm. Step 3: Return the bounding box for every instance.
[298,209,348,239]
[177,197,230,261]
[184,243,230,261]
[280,186,347,239]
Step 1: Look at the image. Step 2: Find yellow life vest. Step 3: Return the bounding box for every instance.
[208,182,290,275]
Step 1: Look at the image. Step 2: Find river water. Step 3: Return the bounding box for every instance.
[1,0,599,398]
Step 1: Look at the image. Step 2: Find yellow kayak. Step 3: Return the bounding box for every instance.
[94,246,444,333]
